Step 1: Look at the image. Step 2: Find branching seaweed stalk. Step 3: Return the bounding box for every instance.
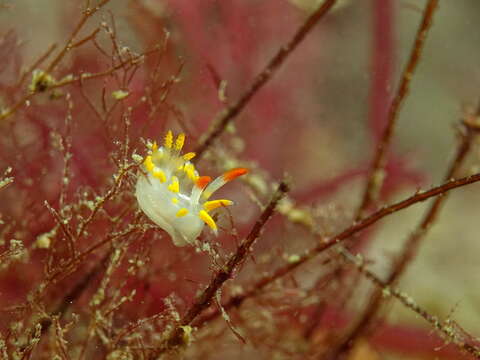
[194,0,338,159]
[357,0,439,218]
[150,180,289,357]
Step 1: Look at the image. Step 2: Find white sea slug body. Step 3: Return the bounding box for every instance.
[135,130,248,246]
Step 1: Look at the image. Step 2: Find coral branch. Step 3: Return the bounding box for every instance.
[14,43,58,89]
[0,0,113,122]
[194,0,338,159]
[46,0,112,74]
[340,248,480,359]
[39,251,111,335]
[330,113,480,358]
[44,201,77,260]
[151,180,290,356]
[195,171,480,327]
[75,163,137,238]
[357,0,439,218]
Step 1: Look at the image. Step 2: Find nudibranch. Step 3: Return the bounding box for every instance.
[135,130,248,246]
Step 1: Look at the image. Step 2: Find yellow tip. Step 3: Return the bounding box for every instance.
[203,199,233,212]
[176,208,189,217]
[183,152,196,161]
[152,168,166,183]
[165,130,173,149]
[143,156,154,172]
[171,197,179,204]
[151,141,158,151]
[168,176,180,193]
[184,163,197,181]
[175,133,185,151]
[199,210,217,233]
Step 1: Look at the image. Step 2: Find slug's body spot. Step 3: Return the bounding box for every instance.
[176,208,189,217]
[152,168,166,183]
[168,176,180,193]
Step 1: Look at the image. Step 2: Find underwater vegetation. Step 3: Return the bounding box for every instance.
[0,0,480,359]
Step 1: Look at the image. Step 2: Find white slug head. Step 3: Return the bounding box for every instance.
[135,130,248,246]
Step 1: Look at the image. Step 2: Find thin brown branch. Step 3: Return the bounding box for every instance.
[78,78,104,122]
[194,0,338,159]
[75,162,137,238]
[40,250,111,336]
[324,2,443,345]
[14,43,58,89]
[112,313,165,348]
[37,225,141,303]
[44,201,77,260]
[195,171,480,327]
[69,27,100,49]
[52,317,70,360]
[46,0,112,73]
[0,93,34,121]
[51,46,159,89]
[357,0,439,218]
[0,48,155,122]
[0,0,113,122]
[339,248,480,359]
[214,290,246,344]
[58,95,74,209]
[388,119,478,281]
[28,164,140,305]
[150,180,290,357]
[330,111,480,358]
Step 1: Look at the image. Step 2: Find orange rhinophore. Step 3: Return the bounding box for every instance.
[195,176,212,189]
[223,168,249,182]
